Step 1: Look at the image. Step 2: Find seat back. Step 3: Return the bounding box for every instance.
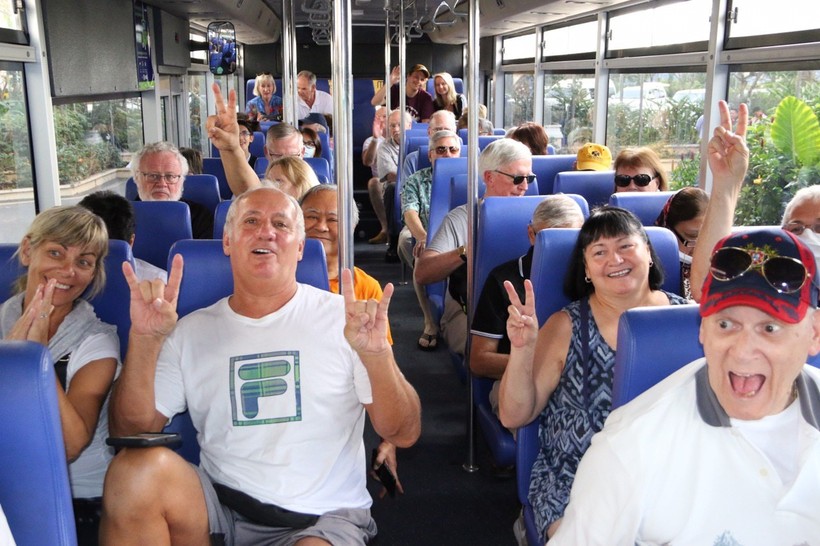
[202,157,232,200]
[530,155,576,195]
[612,305,703,409]
[406,135,429,156]
[478,135,504,150]
[182,174,222,216]
[248,131,266,158]
[417,145,469,171]
[254,157,269,178]
[608,191,677,226]
[0,244,23,302]
[530,226,682,327]
[426,77,464,96]
[553,170,615,208]
[170,238,329,319]
[88,240,136,360]
[213,200,231,239]
[132,201,193,270]
[0,341,78,546]
[316,132,333,176]
[304,156,331,182]
[411,121,428,132]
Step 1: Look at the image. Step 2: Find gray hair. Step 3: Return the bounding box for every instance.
[532,195,585,228]
[783,185,820,225]
[428,110,457,132]
[299,184,360,228]
[477,118,495,136]
[130,141,189,181]
[389,108,413,128]
[478,138,531,176]
[225,186,305,242]
[429,130,461,149]
[297,70,317,86]
[266,123,301,144]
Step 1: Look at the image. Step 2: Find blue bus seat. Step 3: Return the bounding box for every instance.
[249,131,266,158]
[131,201,193,270]
[425,77,463,96]
[88,240,135,360]
[213,200,231,239]
[425,157,469,324]
[254,157,268,178]
[304,156,331,182]
[0,341,78,545]
[547,144,556,154]
[416,144,468,171]
[552,170,615,209]
[125,175,221,216]
[411,121,428,132]
[608,191,677,226]
[494,128,507,136]
[203,157,233,200]
[530,155,576,195]
[0,243,23,302]
[515,417,541,546]
[316,132,333,178]
[406,135,429,156]
[478,135,504,150]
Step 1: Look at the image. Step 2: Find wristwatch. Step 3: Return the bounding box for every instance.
[458,245,467,262]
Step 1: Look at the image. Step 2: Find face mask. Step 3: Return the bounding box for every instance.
[303,145,316,158]
[678,250,693,265]
[798,229,820,265]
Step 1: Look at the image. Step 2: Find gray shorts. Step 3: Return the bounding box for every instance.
[194,465,377,546]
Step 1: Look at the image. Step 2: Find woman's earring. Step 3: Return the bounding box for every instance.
[649,260,654,267]
[584,276,591,283]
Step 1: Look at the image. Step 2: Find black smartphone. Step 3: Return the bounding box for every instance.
[106,432,182,449]
[370,448,398,498]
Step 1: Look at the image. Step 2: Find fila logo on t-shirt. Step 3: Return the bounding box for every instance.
[229,351,302,425]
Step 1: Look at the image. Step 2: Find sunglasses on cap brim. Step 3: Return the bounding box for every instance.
[709,246,811,294]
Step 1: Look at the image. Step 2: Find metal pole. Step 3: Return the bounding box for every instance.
[333,0,355,276]
[384,8,392,113]
[281,0,298,125]
[463,0,480,473]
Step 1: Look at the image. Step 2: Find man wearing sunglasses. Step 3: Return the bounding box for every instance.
[415,138,534,357]
[399,129,462,351]
[552,226,820,544]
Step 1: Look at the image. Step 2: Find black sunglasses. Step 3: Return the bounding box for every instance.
[494,170,536,185]
[710,246,810,294]
[434,145,460,155]
[783,221,820,236]
[615,173,656,188]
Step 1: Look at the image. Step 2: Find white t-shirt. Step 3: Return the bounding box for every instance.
[67,332,121,498]
[552,359,820,545]
[0,505,15,546]
[154,284,374,515]
[297,90,333,119]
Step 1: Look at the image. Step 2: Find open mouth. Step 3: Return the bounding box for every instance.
[252,248,273,255]
[729,371,765,398]
[607,268,631,278]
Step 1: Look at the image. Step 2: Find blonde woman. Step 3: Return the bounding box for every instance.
[264,156,321,199]
[245,72,282,121]
[432,72,466,119]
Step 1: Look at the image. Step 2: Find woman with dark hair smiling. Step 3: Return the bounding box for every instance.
[498,206,687,542]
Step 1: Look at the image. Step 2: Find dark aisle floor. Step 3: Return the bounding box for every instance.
[355,240,519,546]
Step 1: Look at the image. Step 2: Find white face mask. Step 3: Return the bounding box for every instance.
[798,229,820,265]
[678,250,693,265]
[303,145,316,158]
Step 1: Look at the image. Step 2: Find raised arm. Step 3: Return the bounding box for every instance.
[690,101,749,301]
[109,255,184,436]
[206,82,261,196]
[371,66,400,107]
[498,280,570,428]
[342,269,421,448]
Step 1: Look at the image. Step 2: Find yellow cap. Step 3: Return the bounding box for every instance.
[576,143,612,171]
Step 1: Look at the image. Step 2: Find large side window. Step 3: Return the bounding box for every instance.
[543,74,595,153]
[0,0,27,45]
[504,72,534,128]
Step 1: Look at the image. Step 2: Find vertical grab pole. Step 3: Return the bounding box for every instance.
[463,0,480,473]
[281,0,298,126]
[384,9,392,114]
[332,0,355,275]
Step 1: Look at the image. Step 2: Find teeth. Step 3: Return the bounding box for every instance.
[252,249,272,254]
[608,269,630,278]
[55,283,71,290]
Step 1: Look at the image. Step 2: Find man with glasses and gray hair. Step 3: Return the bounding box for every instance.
[130,141,213,239]
[415,138,534,356]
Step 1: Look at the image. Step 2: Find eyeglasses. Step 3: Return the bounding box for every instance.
[239,131,252,138]
[494,170,536,185]
[303,140,316,147]
[139,172,181,185]
[614,174,657,188]
[673,229,698,248]
[710,246,810,294]
[434,146,460,155]
[783,221,820,236]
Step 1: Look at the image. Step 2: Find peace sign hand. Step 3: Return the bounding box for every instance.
[342,268,392,355]
[123,254,183,338]
[504,279,538,349]
[206,82,241,153]
[708,100,749,188]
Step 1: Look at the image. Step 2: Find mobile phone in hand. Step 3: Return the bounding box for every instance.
[106,432,182,449]
[370,447,398,498]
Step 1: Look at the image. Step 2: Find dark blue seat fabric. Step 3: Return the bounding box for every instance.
[203,157,233,200]
[425,77,464,96]
[405,135,429,157]
[0,341,78,546]
[515,418,541,546]
[213,200,231,239]
[254,157,268,178]
[553,170,615,209]
[0,243,23,302]
[609,191,677,226]
[531,154,576,195]
[249,131,266,159]
[126,175,222,216]
[88,240,136,360]
[478,135,504,150]
[162,238,329,463]
[131,201,193,270]
[304,157,331,182]
[316,132,333,179]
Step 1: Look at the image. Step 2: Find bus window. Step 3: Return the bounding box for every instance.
[0,62,34,242]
